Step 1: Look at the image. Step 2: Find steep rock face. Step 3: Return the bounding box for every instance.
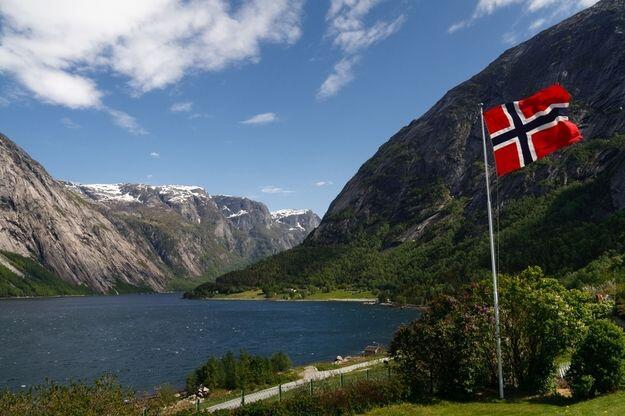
[0,134,320,294]
[63,185,321,284]
[212,196,321,259]
[66,183,241,278]
[309,0,625,246]
[0,135,166,293]
[214,195,273,232]
[271,209,321,237]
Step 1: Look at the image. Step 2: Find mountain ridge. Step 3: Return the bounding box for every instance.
[189,0,625,301]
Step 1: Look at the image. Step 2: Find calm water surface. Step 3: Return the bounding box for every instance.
[0,294,419,392]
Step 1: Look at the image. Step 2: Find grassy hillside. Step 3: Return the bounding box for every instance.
[189,135,625,303]
[0,251,91,297]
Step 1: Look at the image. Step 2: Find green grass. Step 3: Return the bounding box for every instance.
[214,289,267,300]
[208,289,377,301]
[365,392,625,416]
[303,289,376,300]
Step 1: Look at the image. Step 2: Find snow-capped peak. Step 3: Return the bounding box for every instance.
[72,183,140,203]
[271,209,310,220]
[66,183,209,204]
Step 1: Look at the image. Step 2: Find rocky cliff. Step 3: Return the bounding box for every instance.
[0,136,319,295]
[0,135,166,293]
[310,0,625,245]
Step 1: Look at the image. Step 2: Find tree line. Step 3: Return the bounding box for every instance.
[186,351,292,394]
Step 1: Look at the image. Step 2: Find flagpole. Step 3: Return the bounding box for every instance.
[479,103,504,400]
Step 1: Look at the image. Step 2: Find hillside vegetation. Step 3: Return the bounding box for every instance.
[0,251,91,297]
[189,135,625,303]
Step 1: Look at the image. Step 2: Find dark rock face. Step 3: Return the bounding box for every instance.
[0,135,320,293]
[310,0,625,246]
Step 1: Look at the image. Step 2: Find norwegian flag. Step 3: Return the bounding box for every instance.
[484,84,582,176]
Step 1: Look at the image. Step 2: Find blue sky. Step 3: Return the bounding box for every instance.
[0,0,597,215]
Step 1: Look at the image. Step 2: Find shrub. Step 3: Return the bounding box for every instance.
[208,379,406,416]
[390,282,496,400]
[270,352,292,373]
[0,376,136,416]
[390,267,611,398]
[567,320,625,399]
[498,267,601,393]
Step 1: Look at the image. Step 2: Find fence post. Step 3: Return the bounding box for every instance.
[241,388,245,407]
[366,369,370,380]
[279,384,282,401]
[196,399,200,411]
[309,379,313,396]
[387,365,391,379]
[340,373,344,388]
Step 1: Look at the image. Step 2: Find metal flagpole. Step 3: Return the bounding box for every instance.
[479,103,505,400]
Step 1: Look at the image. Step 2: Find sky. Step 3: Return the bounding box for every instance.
[0,0,599,216]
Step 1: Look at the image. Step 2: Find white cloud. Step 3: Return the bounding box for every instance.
[317,57,358,100]
[60,117,80,129]
[502,31,519,45]
[529,17,547,30]
[327,1,405,54]
[0,0,304,125]
[448,0,598,34]
[147,174,154,179]
[170,101,193,113]
[314,181,333,187]
[318,0,405,100]
[261,185,293,195]
[149,152,160,158]
[189,112,210,119]
[241,112,278,125]
[106,108,148,135]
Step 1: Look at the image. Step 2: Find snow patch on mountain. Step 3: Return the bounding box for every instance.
[68,183,209,204]
[228,210,248,218]
[271,209,310,220]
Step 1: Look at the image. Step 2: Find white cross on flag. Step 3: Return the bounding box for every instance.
[484,84,583,176]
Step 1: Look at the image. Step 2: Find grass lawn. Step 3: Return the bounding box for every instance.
[365,391,625,415]
[210,289,376,301]
[303,289,376,300]
[214,290,266,300]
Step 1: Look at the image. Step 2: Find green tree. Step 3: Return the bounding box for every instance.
[391,267,611,399]
[499,267,604,393]
[222,351,238,390]
[203,356,225,389]
[270,352,292,372]
[567,320,625,399]
[390,282,495,400]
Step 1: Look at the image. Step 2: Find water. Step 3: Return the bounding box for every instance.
[0,294,419,392]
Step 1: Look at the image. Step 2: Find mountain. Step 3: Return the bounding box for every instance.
[189,0,625,302]
[0,135,319,296]
[0,135,166,294]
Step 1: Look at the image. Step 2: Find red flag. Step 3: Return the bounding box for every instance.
[484,84,582,176]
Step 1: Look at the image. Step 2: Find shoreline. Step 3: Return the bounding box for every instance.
[206,297,378,302]
[196,296,429,311]
[0,292,429,311]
